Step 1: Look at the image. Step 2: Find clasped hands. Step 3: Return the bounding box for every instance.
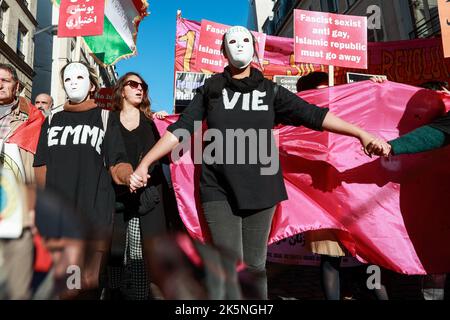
[127,134,391,192]
[361,133,391,158]
[129,165,150,193]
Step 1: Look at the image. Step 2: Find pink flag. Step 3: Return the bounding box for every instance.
[155,81,450,275]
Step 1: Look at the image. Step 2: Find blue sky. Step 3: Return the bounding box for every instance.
[116,0,250,113]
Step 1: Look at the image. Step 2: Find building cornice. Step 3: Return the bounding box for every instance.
[16,0,38,27]
[0,38,35,78]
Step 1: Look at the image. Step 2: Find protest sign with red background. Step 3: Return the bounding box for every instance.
[57,0,105,38]
[195,19,266,73]
[438,0,450,57]
[294,9,367,69]
[94,87,114,110]
[175,17,450,86]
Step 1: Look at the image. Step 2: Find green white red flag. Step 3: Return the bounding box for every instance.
[54,0,149,66]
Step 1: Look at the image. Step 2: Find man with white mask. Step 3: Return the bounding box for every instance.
[130,26,390,299]
[33,61,138,299]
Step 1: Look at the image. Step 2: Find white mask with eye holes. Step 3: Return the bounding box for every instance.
[63,63,91,103]
[224,26,254,69]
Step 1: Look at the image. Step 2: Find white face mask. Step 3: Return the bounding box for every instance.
[63,63,91,103]
[224,26,254,69]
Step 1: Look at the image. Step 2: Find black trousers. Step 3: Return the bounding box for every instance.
[202,200,276,300]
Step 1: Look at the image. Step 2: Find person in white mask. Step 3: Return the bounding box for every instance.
[62,62,93,104]
[33,61,138,299]
[222,26,255,69]
[130,26,390,299]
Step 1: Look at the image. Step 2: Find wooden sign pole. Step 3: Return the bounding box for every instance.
[328,65,335,87]
[74,36,81,61]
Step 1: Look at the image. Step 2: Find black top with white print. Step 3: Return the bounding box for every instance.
[34,108,129,231]
[168,76,329,211]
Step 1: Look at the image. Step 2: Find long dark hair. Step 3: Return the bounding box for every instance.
[296,71,329,92]
[112,72,152,119]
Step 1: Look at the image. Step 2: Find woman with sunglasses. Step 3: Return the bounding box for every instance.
[33,61,135,299]
[109,72,174,300]
[130,26,390,299]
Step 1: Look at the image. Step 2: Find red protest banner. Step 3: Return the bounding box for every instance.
[176,17,450,87]
[94,87,114,110]
[294,9,367,69]
[195,19,266,73]
[57,0,105,38]
[438,0,450,57]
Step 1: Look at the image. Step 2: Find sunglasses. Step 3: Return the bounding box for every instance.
[125,79,148,92]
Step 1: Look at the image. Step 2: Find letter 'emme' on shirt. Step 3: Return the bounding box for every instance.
[47,125,105,155]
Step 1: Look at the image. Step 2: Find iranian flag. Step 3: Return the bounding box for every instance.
[54,0,149,66]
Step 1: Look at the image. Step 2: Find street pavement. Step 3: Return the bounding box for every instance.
[267,262,449,300]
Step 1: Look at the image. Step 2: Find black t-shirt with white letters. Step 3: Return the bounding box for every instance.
[34,108,128,229]
[168,71,329,210]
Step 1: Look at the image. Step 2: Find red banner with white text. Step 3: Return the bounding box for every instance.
[175,17,450,86]
[57,0,105,37]
[293,9,367,69]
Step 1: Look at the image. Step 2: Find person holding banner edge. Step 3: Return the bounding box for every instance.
[297,71,389,301]
[385,80,450,300]
[130,26,390,299]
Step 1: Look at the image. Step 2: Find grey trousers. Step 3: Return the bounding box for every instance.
[202,201,276,300]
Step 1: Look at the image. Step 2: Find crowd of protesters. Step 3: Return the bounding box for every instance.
[0,25,449,300]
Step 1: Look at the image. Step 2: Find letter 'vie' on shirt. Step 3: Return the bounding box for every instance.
[168,77,329,211]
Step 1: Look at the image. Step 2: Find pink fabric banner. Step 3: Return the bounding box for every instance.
[155,81,450,275]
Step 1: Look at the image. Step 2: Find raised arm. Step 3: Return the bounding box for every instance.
[274,85,390,157]
[322,112,390,156]
[388,125,448,155]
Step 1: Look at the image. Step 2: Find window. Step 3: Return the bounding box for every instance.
[347,0,356,7]
[19,0,29,9]
[70,40,76,61]
[328,0,339,13]
[320,0,338,13]
[17,23,28,60]
[427,0,440,35]
[409,0,440,38]
[0,2,9,41]
[367,8,385,42]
